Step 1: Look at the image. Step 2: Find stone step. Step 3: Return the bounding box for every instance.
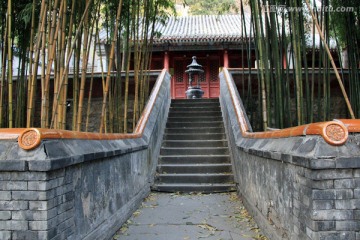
[153,97,234,193]
[165,127,224,134]
[170,106,221,112]
[159,155,231,164]
[162,140,227,148]
[171,99,219,104]
[160,147,228,156]
[171,102,220,108]
[164,133,225,141]
[168,111,222,117]
[157,163,232,174]
[166,116,223,123]
[155,173,234,184]
[166,121,223,128]
[151,183,236,193]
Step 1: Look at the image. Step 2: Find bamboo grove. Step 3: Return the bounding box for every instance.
[0,0,174,133]
[239,0,359,131]
[1,0,359,133]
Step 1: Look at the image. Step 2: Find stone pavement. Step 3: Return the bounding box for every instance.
[112,192,267,240]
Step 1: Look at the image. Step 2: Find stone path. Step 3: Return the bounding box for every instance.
[112,192,267,240]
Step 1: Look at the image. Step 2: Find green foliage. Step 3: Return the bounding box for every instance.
[185,0,238,15]
[17,2,32,26]
[329,0,360,47]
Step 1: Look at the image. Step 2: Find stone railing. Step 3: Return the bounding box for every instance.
[0,69,171,240]
[220,68,360,240]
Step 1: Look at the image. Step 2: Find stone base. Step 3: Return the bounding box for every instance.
[185,87,204,99]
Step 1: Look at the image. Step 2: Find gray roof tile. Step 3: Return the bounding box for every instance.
[153,15,252,45]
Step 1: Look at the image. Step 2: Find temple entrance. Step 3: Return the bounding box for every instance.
[172,56,220,99]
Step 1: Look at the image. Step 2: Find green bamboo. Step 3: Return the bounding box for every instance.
[86,4,101,132]
[310,9,316,123]
[0,5,8,128]
[290,0,303,125]
[297,6,309,124]
[76,0,90,131]
[283,8,292,127]
[269,0,283,128]
[305,0,355,119]
[251,0,267,130]
[99,0,123,133]
[7,0,13,128]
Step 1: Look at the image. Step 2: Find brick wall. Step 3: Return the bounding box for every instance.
[0,170,74,240]
[0,71,171,240]
[220,71,360,240]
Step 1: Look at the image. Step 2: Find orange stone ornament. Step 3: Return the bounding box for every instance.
[18,128,42,150]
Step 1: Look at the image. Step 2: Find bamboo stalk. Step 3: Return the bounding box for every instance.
[123,41,131,133]
[40,3,47,127]
[123,2,134,134]
[7,0,13,128]
[0,5,8,128]
[85,3,101,132]
[305,0,355,119]
[57,0,67,129]
[41,0,61,128]
[72,43,80,130]
[76,0,90,131]
[97,30,108,133]
[26,0,37,125]
[139,0,150,113]
[49,0,94,129]
[269,0,283,128]
[251,0,267,130]
[290,0,303,125]
[27,1,47,127]
[115,20,124,133]
[85,35,97,132]
[132,0,141,131]
[310,11,316,123]
[99,0,123,133]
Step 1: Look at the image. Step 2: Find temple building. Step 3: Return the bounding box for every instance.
[151,15,253,99]
[147,14,339,99]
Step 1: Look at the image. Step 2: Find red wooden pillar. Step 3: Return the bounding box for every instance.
[164,51,169,70]
[223,50,229,68]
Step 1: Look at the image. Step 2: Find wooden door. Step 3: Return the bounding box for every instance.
[172,56,220,99]
[197,57,220,98]
[208,57,220,98]
[172,58,187,99]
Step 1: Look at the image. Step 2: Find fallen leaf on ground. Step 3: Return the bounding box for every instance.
[120,226,128,233]
[132,210,141,217]
[254,234,268,240]
[197,223,217,233]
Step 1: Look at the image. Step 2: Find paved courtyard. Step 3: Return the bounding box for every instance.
[112,192,267,240]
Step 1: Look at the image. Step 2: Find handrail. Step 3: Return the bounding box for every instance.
[222,67,360,146]
[0,69,168,150]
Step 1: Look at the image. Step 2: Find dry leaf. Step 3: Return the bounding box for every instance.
[132,210,141,217]
[197,224,217,233]
[120,226,128,233]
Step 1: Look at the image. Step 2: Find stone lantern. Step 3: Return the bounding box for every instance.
[185,56,204,99]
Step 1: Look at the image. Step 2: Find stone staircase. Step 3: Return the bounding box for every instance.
[152,98,236,193]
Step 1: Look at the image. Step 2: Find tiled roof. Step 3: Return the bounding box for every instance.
[98,15,336,49]
[152,15,252,45]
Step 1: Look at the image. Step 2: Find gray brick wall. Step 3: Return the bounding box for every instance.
[0,170,74,240]
[220,71,360,240]
[0,71,171,240]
